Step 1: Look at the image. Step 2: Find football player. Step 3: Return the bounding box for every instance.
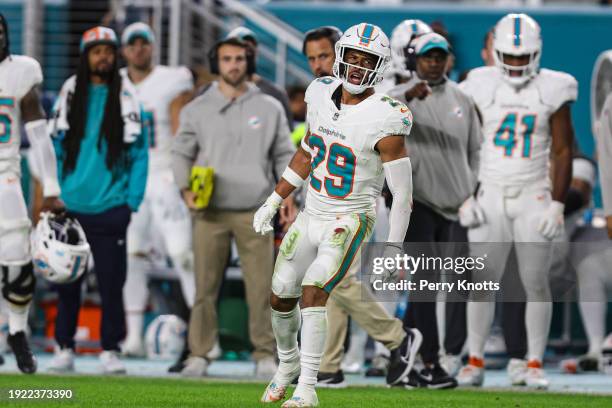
[458,13,576,389]
[0,13,64,373]
[119,22,195,358]
[254,23,421,406]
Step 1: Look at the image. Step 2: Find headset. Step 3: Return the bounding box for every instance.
[208,38,256,76]
[302,26,343,55]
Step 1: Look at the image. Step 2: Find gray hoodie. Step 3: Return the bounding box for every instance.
[172,82,294,211]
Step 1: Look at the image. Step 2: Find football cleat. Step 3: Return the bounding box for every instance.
[281,388,319,407]
[507,358,527,385]
[525,361,549,389]
[386,328,422,385]
[457,357,485,387]
[261,358,301,403]
[7,331,37,374]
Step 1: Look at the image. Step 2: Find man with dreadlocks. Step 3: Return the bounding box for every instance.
[47,26,148,374]
[0,13,64,374]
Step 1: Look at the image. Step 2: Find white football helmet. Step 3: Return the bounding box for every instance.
[333,23,391,94]
[390,19,432,79]
[493,13,542,86]
[32,212,90,284]
[145,315,187,360]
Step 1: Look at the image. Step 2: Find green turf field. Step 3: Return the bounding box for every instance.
[0,374,610,407]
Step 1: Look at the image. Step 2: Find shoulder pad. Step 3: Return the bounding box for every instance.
[535,68,578,111]
[378,94,413,137]
[459,66,501,109]
[14,55,43,99]
[305,76,342,105]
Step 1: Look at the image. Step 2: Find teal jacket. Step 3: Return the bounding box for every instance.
[53,84,148,214]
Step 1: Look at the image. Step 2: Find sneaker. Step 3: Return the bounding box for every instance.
[256,356,278,380]
[440,353,462,378]
[181,356,208,377]
[340,360,362,374]
[317,370,346,388]
[168,346,190,373]
[507,358,527,385]
[48,346,75,373]
[365,354,388,377]
[121,336,145,358]
[7,331,37,374]
[417,363,458,389]
[386,328,423,385]
[207,339,222,361]
[391,368,420,389]
[282,386,318,408]
[457,357,485,387]
[525,360,549,390]
[99,350,126,374]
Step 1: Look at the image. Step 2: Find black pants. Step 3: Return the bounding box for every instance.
[54,205,131,351]
[402,201,468,364]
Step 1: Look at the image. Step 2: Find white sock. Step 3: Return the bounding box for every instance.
[126,312,144,342]
[526,302,552,362]
[171,252,196,308]
[579,302,606,356]
[271,305,301,382]
[467,301,495,360]
[8,305,29,335]
[297,307,327,392]
[124,255,150,313]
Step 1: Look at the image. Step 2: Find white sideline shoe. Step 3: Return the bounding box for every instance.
[525,366,549,390]
[48,346,75,373]
[440,353,462,378]
[99,350,126,374]
[507,358,527,386]
[121,336,145,357]
[180,356,208,377]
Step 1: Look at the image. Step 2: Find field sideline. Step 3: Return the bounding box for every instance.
[0,374,611,407]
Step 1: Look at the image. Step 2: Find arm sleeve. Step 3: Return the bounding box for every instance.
[384,157,413,242]
[598,94,612,216]
[171,107,200,190]
[25,119,61,197]
[272,106,296,181]
[127,116,149,211]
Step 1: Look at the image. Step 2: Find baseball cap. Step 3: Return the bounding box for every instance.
[80,26,118,52]
[226,26,257,45]
[122,22,155,46]
[414,32,449,56]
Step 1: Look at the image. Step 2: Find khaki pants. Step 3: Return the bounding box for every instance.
[189,209,275,361]
[320,275,406,373]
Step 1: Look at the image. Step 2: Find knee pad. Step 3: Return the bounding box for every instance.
[1,262,35,307]
[0,224,31,265]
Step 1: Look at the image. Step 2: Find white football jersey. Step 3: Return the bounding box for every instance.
[121,65,193,172]
[460,66,577,186]
[303,76,412,218]
[0,55,43,174]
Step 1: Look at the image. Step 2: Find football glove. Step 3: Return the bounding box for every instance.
[253,192,283,235]
[537,200,565,240]
[458,196,486,228]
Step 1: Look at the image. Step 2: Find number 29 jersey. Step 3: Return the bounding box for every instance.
[460,67,577,186]
[303,76,413,219]
[0,55,43,174]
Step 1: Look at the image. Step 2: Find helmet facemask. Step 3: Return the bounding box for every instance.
[493,49,540,87]
[333,44,388,95]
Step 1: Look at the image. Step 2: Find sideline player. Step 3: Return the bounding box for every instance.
[254,23,421,406]
[458,13,575,389]
[119,22,195,357]
[0,13,64,373]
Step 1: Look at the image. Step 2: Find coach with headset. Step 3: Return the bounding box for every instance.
[171,37,296,378]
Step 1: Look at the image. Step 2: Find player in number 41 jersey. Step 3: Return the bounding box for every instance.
[253,23,420,407]
[457,13,576,390]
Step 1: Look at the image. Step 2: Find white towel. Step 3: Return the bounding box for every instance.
[48,74,142,143]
